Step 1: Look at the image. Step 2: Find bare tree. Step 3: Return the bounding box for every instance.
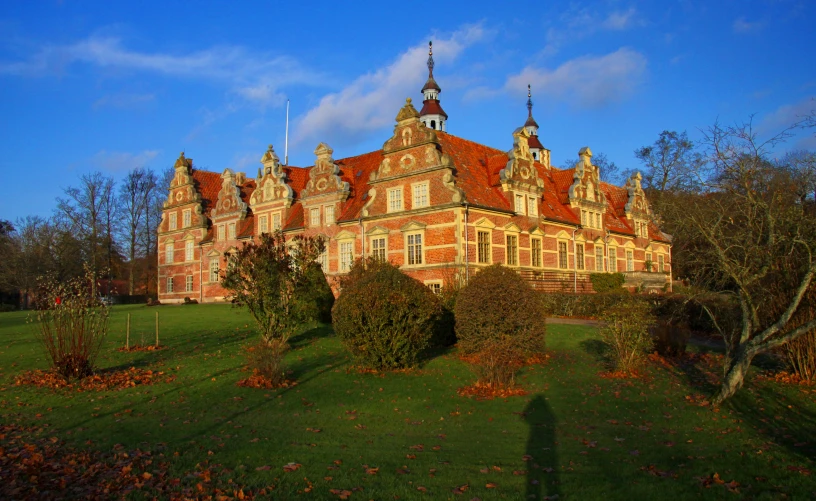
[780,150,816,204]
[634,130,702,193]
[56,172,115,297]
[664,118,816,404]
[118,168,151,294]
[139,168,170,296]
[561,151,622,184]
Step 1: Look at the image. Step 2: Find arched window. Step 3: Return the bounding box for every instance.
[430,120,436,129]
[533,152,538,160]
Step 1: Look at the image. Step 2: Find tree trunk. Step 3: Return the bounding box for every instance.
[712,348,755,405]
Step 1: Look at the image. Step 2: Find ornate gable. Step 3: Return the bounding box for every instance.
[249,145,294,208]
[371,98,454,181]
[300,143,350,201]
[568,147,606,207]
[165,152,203,208]
[499,128,544,193]
[624,172,651,219]
[210,168,248,220]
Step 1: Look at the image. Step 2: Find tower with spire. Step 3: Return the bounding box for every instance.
[524,84,546,162]
[419,41,448,131]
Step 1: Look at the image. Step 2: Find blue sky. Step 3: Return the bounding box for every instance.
[2,0,815,221]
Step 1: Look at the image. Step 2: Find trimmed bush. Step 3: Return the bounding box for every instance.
[538,290,630,319]
[332,259,444,370]
[590,272,626,293]
[454,264,546,386]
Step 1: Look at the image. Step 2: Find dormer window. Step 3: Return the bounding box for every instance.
[515,194,525,214]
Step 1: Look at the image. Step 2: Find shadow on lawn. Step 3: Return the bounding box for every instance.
[289,324,333,348]
[579,339,609,365]
[524,395,562,500]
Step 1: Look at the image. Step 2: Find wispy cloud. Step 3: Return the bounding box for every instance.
[542,6,645,56]
[505,48,647,108]
[92,92,155,110]
[732,17,764,34]
[602,7,641,31]
[91,149,160,173]
[0,36,318,106]
[292,24,488,149]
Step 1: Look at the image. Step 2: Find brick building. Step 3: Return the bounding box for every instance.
[157,43,671,303]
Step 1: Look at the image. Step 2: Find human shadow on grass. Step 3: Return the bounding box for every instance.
[524,395,562,500]
[580,339,610,365]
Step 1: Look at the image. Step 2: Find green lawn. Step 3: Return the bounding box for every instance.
[1,304,814,500]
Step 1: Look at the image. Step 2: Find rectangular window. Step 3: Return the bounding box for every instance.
[477,231,490,264]
[228,223,236,239]
[581,210,587,226]
[272,213,282,231]
[609,248,617,272]
[388,188,403,212]
[186,275,193,292]
[407,234,423,265]
[515,194,525,214]
[558,241,568,269]
[318,246,328,271]
[596,213,602,229]
[532,238,542,268]
[259,215,268,234]
[166,276,173,293]
[169,213,177,230]
[183,209,191,228]
[371,237,386,261]
[506,235,517,266]
[577,244,585,270]
[595,246,604,272]
[659,254,665,273]
[412,183,429,209]
[165,243,174,264]
[185,240,194,261]
[209,260,219,282]
[340,241,353,272]
[324,205,335,225]
[427,283,442,295]
[310,207,320,227]
[217,224,225,241]
[626,250,634,271]
[527,196,538,216]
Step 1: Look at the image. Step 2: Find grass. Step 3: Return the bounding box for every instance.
[0,303,814,499]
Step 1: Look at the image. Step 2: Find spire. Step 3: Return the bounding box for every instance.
[524,84,539,129]
[420,41,447,131]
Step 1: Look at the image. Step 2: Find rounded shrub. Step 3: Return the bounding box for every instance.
[332,259,444,370]
[454,265,546,386]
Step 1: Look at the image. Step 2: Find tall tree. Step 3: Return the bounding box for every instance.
[634,130,701,194]
[118,168,151,295]
[56,172,115,297]
[663,119,816,403]
[139,168,168,296]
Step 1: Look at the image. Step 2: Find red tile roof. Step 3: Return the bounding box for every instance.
[419,99,448,118]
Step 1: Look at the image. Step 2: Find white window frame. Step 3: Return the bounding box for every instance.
[595,246,604,272]
[406,233,423,266]
[169,212,177,230]
[186,275,193,292]
[317,245,328,271]
[577,243,585,270]
[506,234,518,266]
[185,240,194,261]
[581,210,587,227]
[659,254,665,273]
[412,182,429,209]
[609,247,617,272]
[259,215,268,234]
[515,193,525,214]
[165,242,174,264]
[272,212,282,231]
[324,205,335,225]
[310,207,320,227]
[425,281,442,295]
[387,188,403,213]
[371,236,387,261]
[558,241,568,269]
[477,230,491,264]
[527,196,538,217]
[217,224,225,241]
[626,250,634,272]
[209,259,219,282]
[339,241,354,272]
[166,276,173,293]
[183,209,191,228]
[228,222,236,239]
[531,238,542,268]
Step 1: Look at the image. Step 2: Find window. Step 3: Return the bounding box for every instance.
[166,276,173,293]
[165,243,174,264]
[527,196,538,216]
[646,252,652,264]
[310,207,320,227]
[506,235,517,266]
[371,237,386,261]
[317,246,328,271]
[183,209,191,228]
[340,241,353,272]
[659,254,665,273]
[595,246,604,271]
[558,241,568,269]
[581,210,587,226]
[185,240,194,261]
[515,194,525,214]
[228,222,236,239]
[577,244,585,270]
[477,231,490,264]
[209,260,219,282]
[217,224,225,241]
[596,213,602,229]
[427,283,442,295]
[186,275,193,292]
[407,234,423,265]
[272,213,282,231]
[324,205,335,225]
[626,250,634,271]
[413,183,429,209]
[169,213,177,230]
[259,215,268,234]
[532,238,542,268]
[608,248,617,272]
[388,188,403,212]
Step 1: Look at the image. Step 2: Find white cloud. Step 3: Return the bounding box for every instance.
[602,8,640,30]
[757,97,816,135]
[91,149,160,173]
[733,17,764,34]
[542,6,645,55]
[505,48,647,108]
[92,92,155,110]
[292,24,487,149]
[0,36,318,106]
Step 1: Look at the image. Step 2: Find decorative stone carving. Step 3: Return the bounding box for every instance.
[300,143,350,201]
[211,168,248,220]
[568,146,606,207]
[442,170,465,204]
[499,128,544,192]
[250,145,294,208]
[624,172,651,218]
[164,152,203,209]
[361,188,377,217]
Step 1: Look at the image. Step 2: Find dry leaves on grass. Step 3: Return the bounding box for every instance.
[117,345,166,352]
[15,367,175,392]
[694,472,741,493]
[756,371,814,386]
[457,382,528,400]
[236,370,296,390]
